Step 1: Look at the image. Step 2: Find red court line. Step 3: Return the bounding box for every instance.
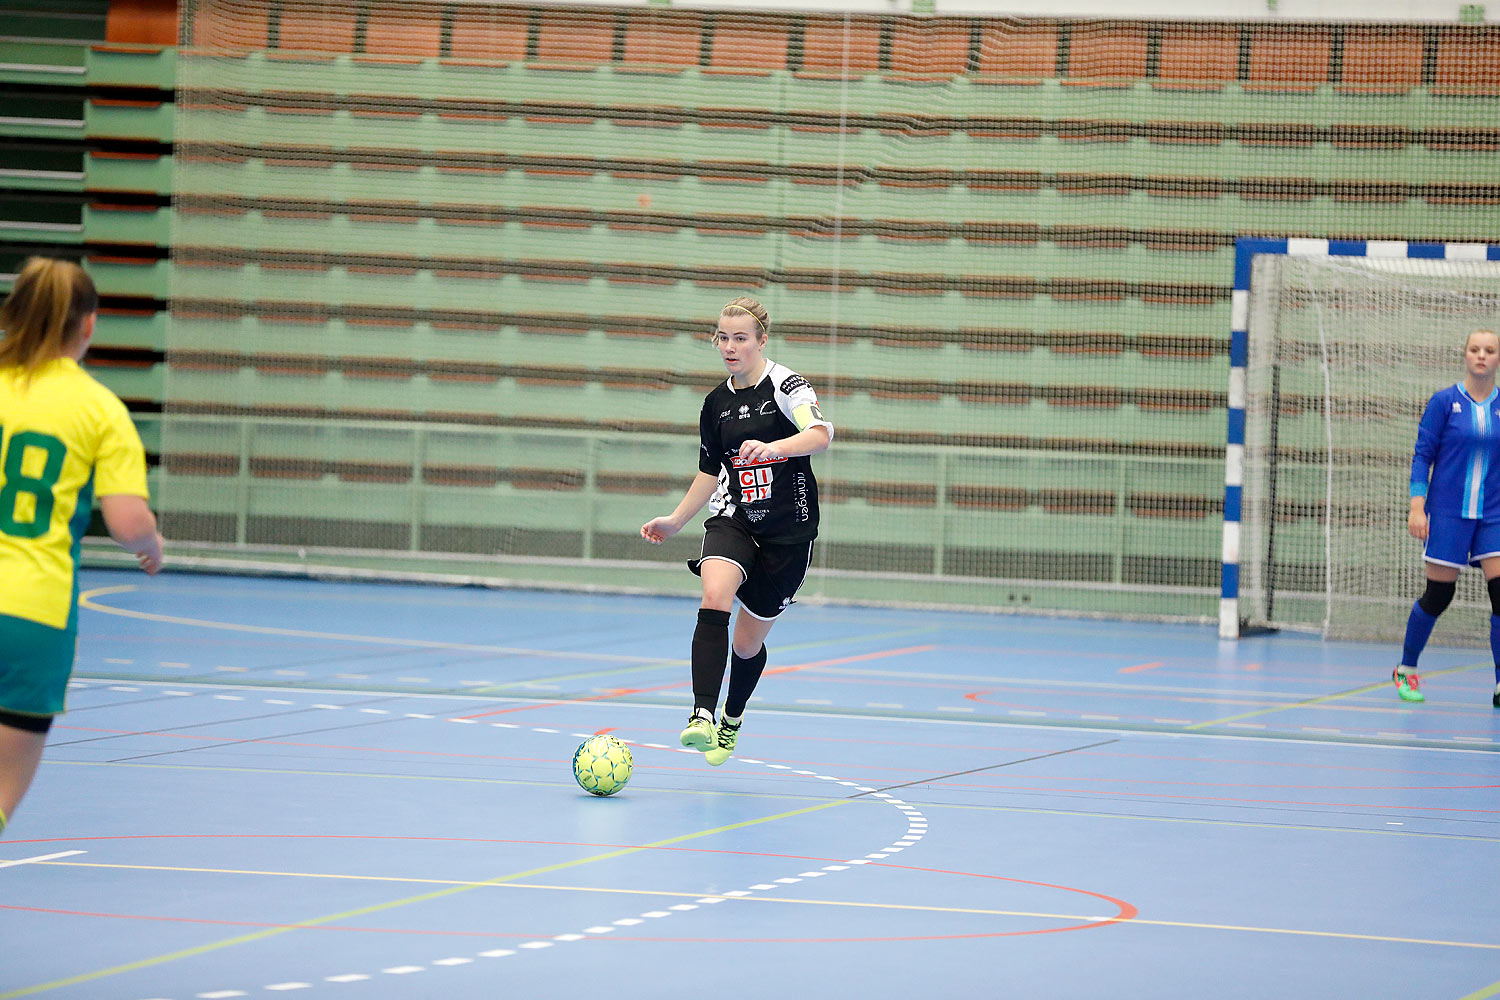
[0,838,1134,944]
[1118,661,1165,674]
[0,903,1126,943]
[456,644,935,719]
[762,644,937,675]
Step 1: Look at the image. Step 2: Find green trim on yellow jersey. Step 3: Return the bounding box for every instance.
[0,359,147,629]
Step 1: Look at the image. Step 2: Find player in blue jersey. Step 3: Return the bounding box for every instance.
[640,296,833,765]
[1397,328,1500,708]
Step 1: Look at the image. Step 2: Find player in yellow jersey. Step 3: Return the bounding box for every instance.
[0,257,163,836]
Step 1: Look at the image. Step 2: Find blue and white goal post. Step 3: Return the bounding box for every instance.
[1219,236,1500,640]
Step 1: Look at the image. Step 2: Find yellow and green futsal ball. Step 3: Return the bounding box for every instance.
[573,734,633,796]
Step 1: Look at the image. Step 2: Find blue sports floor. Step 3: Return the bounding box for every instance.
[2,569,1498,999]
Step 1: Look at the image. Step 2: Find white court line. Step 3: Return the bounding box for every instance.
[0,850,86,869]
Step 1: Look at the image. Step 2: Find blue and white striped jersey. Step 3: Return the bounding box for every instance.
[1411,382,1500,520]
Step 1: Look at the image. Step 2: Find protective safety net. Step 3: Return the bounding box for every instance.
[160,1,1500,617]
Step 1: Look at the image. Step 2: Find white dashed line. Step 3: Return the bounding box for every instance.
[166,691,929,999]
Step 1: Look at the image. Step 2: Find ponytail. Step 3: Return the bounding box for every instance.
[0,257,98,371]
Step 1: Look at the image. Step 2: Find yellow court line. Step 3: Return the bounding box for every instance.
[1185,662,1487,730]
[1458,977,1500,1000]
[78,585,667,664]
[0,798,848,999]
[16,857,1094,919]
[465,627,934,693]
[12,857,1497,955]
[78,586,930,692]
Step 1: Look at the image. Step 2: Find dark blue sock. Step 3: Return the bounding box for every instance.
[1401,600,1438,668]
[1491,616,1500,685]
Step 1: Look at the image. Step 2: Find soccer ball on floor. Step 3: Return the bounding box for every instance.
[572,735,633,796]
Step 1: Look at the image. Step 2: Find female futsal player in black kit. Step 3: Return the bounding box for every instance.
[640,296,833,765]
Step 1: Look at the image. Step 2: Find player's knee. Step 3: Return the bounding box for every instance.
[1419,578,1457,617]
[1487,577,1500,617]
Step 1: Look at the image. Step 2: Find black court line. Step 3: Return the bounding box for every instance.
[853,738,1120,798]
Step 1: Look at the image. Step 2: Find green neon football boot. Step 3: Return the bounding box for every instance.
[680,712,716,751]
[1393,667,1425,703]
[705,717,740,766]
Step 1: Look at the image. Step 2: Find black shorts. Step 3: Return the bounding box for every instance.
[0,708,53,733]
[688,515,814,621]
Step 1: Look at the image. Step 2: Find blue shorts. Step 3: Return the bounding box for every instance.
[0,612,77,720]
[1424,512,1500,568]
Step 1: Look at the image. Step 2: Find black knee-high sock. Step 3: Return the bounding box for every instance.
[724,645,767,719]
[691,608,731,715]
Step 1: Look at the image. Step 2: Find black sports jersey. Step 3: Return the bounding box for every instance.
[697,359,834,544]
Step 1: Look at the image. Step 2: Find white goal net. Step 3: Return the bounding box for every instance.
[1240,253,1500,645]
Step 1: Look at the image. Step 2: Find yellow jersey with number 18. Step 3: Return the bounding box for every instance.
[0,357,148,630]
